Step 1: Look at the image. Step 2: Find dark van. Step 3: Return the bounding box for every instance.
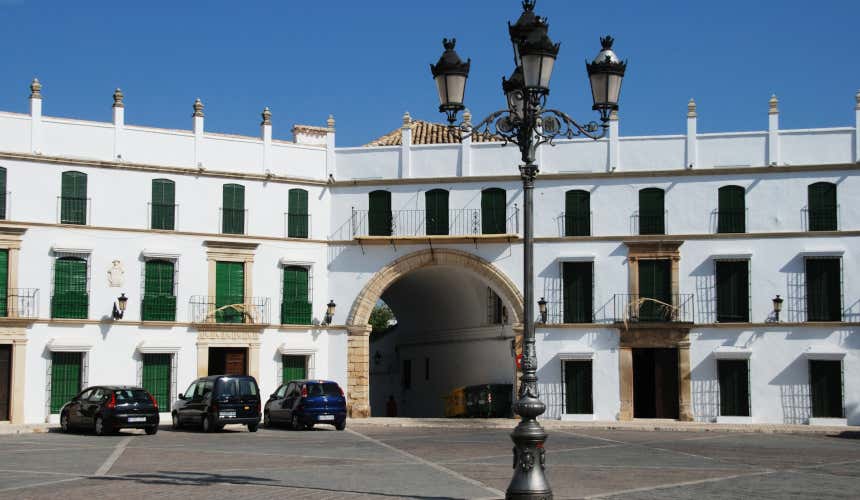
[264,379,347,430]
[172,375,261,432]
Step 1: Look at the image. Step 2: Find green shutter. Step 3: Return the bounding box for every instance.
[151,179,176,230]
[808,182,837,231]
[288,189,309,238]
[142,260,176,321]
[481,188,506,234]
[425,189,449,235]
[282,355,307,382]
[639,188,665,235]
[222,184,245,234]
[215,262,245,323]
[806,258,841,321]
[717,186,745,233]
[716,261,749,322]
[368,190,392,236]
[638,260,671,321]
[718,360,750,417]
[60,171,87,225]
[810,360,842,418]
[142,354,171,411]
[563,262,593,323]
[0,167,7,220]
[52,257,88,319]
[281,266,311,324]
[50,352,82,413]
[0,250,7,317]
[565,190,590,237]
[564,361,593,414]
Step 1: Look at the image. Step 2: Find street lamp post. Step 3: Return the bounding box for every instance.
[429,2,626,498]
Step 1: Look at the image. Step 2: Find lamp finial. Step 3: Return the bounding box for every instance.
[769,94,779,114]
[687,98,697,118]
[193,98,204,117]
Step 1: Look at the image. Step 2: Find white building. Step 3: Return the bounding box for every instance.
[0,80,857,426]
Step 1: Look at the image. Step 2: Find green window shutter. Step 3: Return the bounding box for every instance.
[564,190,590,236]
[52,257,88,319]
[806,258,841,321]
[50,352,82,413]
[0,167,7,220]
[151,179,176,230]
[808,182,837,231]
[638,188,665,235]
[222,184,245,234]
[810,360,843,418]
[425,189,449,236]
[142,260,176,321]
[288,189,309,238]
[368,190,392,236]
[142,353,171,411]
[718,360,750,417]
[638,260,671,321]
[481,188,506,234]
[564,361,593,414]
[717,186,745,233]
[215,261,245,323]
[60,171,87,225]
[716,261,749,322]
[0,250,7,317]
[281,266,311,325]
[282,355,307,382]
[563,262,593,323]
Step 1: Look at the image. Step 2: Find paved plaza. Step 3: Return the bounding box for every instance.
[0,423,857,499]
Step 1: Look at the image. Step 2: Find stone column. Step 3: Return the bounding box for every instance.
[261,107,272,173]
[768,95,780,166]
[347,325,372,417]
[29,79,42,155]
[618,347,634,421]
[193,98,204,168]
[608,109,619,172]
[248,342,261,381]
[113,88,125,160]
[196,343,209,377]
[685,99,697,169]
[678,340,693,421]
[400,112,412,179]
[326,115,336,179]
[10,338,27,424]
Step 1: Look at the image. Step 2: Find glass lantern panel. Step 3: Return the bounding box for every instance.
[607,74,623,105]
[445,75,467,106]
[589,73,608,106]
[435,75,449,106]
[538,55,555,89]
[522,53,543,88]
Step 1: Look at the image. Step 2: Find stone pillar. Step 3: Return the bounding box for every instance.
[113,88,125,160]
[248,342,261,381]
[768,94,780,166]
[10,339,27,424]
[671,256,681,306]
[196,343,209,377]
[326,115,336,179]
[400,111,412,179]
[618,347,633,421]
[193,98,204,168]
[29,79,42,155]
[347,325,372,417]
[608,110,619,172]
[627,256,638,296]
[685,99,697,169]
[678,340,693,421]
[261,107,272,173]
[460,109,472,176]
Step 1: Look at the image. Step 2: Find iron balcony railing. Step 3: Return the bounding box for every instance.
[57,196,90,225]
[220,208,248,235]
[804,205,839,232]
[51,292,89,319]
[350,207,519,238]
[281,300,313,325]
[633,211,668,235]
[141,294,177,322]
[559,211,592,237]
[715,208,747,234]
[189,295,270,324]
[613,293,694,323]
[148,202,179,231]
[0,288,39,319]
[284,212,311,239]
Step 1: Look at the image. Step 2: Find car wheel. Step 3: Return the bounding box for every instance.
[335,421,346,431]
[263,411,271,428]
[94,416,106,436]
[291,415,302,431]
[202,415,213,433]
[60,412,70,433]
[248,423,258,433]
[172,412,182,430]
[145,426,158,435]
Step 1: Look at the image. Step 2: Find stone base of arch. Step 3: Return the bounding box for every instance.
[347,325,372,418]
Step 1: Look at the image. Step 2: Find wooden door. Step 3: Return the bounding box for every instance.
[225,351,247,375]
[653,348,679,419]
[0,345,10,421]
[638,260,671,321]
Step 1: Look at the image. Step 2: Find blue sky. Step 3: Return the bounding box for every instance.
[0,0,857,147]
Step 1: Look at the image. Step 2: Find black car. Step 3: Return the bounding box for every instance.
[60,386,160,436]
[264,379,347,431]
[172,375,261,432]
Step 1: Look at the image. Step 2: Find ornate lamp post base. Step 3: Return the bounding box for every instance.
[508,396,552,499]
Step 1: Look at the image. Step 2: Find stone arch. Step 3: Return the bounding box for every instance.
[345,248,524,417]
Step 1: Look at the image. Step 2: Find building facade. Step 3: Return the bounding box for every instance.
[0,81,858,426]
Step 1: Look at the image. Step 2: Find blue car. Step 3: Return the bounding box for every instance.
[263,379,346,431]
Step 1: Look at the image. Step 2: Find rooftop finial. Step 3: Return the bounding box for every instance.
[327,114,335,130]
[30,78,42,99]
[769,94,779,114]
[463,108,472,125]
[261,106,272,126]
[600,36,615,50]
[402,111,412,128]
[855,89,860,110]
[113,88,124,108]
[193,98,204,117]
[687,98,697,118]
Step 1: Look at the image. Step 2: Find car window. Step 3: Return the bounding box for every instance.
[219,378,258,397]
[202,381,214,398]
[115,389,150,402]
[183,383,196,399]
[78,389,93,401]
[286,383,297,398]
[307,383,341,397]
[89,388,105,402]
[275,385,287,398]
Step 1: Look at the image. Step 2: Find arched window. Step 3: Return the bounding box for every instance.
[60,171,87,225]
[288,188,309,238]
[52,256,88,319]
[425,189,449,235]
[151,179,176,230]
[638,188,665,235]
[564,190,591,237]
[717,185,745,233]
[142,259,176,321]
[481,188,506,234]
[808,182,837,231]
[222,183,245,234]
[368,190,392,236]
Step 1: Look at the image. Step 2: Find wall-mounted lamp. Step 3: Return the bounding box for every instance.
[322,300,336,325]
[374,350,383,366]
[112,293,128,320]
[772,295,784,322]
[538,297,548,324]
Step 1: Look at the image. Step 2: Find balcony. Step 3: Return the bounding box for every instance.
[0,288,39,319]
[220,208,248,235]
[284,212,311,239]
[613,293,694,324]
[558,211,592,237]
[350,208,519,241]
[141,294,177,322]
[57,196,91,225]
[804,206,839,232]
[148,202,178,231]
[714,208,747,234]
[189,296,270,324]
[633,211,667,236]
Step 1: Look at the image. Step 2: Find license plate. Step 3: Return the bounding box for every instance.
[220,411,237,419]
[128,417,146,423]
[318,415,334,421]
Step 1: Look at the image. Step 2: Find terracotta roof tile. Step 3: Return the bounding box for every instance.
[364,120,502,147]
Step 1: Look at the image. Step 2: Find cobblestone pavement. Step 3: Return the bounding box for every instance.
[0,423,857,499]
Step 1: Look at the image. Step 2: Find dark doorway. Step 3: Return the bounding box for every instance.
[633,348,679,419]
[810,360,843,418]
[208,348,248,376]
[0,345,10,421]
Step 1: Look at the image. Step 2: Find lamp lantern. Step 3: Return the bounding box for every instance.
[430,39,471,124]
[538,297,548,324]
[586,36,627,123]
[323,300,337,325]
[772,295,784,322]
[112,293,128,320]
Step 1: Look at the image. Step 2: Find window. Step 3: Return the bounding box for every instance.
[809,360,843,418]
[282,355,307,382]
[638,259,671,321]
[142,260,176,321]
[183,383,197,399]
[50,352,82,413]
[808,182,837,231]
[52,256,88,319]
[564,190,590,237]
[425,189,449,236]
[563,262,593,323]
[215,261,244,323]
[564,360,593,414]
[368,190,392,236]
[481,188,506,234]
[805,258,841,322]
[287,188,309,239]
[222,184,245,234]
[402,359,412,390]
[715,260,749,322]
[717,186,745,233]
[60,171,87,225]
[0,250,7,317]
[638,188,665,235]
[151,179,176,230]
[718,360,750,417]
[142,353,171,411]
[281,266,312,325]
[0,166,7,220]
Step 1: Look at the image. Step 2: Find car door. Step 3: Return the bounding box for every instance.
[283,383,299,421]
[270,384,289,422]
[68,389,92,427]
[177,382,197,424]
[191,380,211,423]
[80,388,104,427]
